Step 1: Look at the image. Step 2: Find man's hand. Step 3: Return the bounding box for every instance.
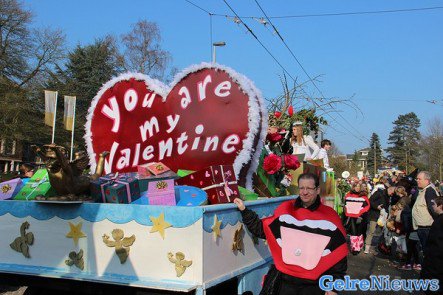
[325,291,337,295]
[233,198,246,211]
[377,205,383,211]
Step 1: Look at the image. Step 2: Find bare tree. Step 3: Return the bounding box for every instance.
[0,0,65,143]
[419,117,443,181]
[121,20,171,79]
[0,0,66,87]
[0,0,32,82]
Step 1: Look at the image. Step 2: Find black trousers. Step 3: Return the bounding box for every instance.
[347,217,364,236]
[406,233,420,265]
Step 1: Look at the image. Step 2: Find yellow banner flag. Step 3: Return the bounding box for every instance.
[44,90,57,127]
[64,96,76,131]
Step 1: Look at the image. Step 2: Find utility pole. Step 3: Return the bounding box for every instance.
[405,147,408,175]
[374,141,377,176]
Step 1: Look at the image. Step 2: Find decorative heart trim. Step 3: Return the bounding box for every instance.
[85,63,267,189]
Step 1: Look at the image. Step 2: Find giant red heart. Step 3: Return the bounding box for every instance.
[85,63,267,188]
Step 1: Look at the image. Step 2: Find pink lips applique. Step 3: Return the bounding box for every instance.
[270,214,345,270]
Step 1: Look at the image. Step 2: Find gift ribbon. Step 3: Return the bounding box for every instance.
[26,176,48,200]
[221,166,234,202]
[99,173,133,203]
[202,181,237,190]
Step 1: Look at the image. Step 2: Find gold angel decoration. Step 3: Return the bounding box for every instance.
[2,184,12,193]
[167,252,192,277]
[232,224,245,253]
[102,229,135,264]
[65,249,85,270]
[10,221,34,258]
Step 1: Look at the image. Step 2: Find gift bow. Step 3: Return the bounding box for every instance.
[26,176,48,200]
[100,172,133,203]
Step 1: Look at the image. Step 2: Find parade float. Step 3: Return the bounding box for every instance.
[0,63,338,294]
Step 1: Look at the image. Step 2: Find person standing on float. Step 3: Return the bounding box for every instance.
[290,121,320,161]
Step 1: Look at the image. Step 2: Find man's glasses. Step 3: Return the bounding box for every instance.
[299,187,318,192]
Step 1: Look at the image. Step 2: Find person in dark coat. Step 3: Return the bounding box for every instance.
[421,196,443,294]
[397,195,421,270]
[234,173,347,295]
[364,181,391,254]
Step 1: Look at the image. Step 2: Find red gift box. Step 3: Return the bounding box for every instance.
[175,165,239,204]
[137,164,152,177]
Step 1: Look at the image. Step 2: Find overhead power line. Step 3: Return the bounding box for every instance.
[221,0,297,82]
[184,0,443,19]
[184,0,212,15]
[253,0,369,142]
[213,6,443,19]
[184,0,377,142]
[221,0,368,142]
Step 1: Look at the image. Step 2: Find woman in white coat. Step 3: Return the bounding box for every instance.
[290,121,320,160]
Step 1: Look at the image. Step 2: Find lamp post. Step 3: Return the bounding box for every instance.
[212,42,226,64]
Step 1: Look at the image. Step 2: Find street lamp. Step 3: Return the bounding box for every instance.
[212,41,226,64]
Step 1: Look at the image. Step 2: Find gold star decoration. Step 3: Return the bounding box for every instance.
[149,212,172,239]
[211,215,222,240]
[66,222,86,246]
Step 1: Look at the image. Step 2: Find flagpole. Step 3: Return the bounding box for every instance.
[70,97,77,162]
[51,91,58,144]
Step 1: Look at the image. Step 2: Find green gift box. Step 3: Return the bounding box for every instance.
[14,169,56,200]
[176,169,195,177]
[238,186,259,201]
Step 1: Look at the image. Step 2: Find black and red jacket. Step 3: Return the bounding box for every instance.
[241,196,347,282]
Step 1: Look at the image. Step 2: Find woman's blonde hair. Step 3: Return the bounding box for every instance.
[395,186,408,198]
[290,125,304,146]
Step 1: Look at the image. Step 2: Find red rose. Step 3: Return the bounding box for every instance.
[266,132,283,143]
[288,106,294,116]
[263,154,282,174]
[283,154,301,170]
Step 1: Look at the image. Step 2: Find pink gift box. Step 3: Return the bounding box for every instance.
[148,179,176,206]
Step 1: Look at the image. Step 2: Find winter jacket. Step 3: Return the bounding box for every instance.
[368,188,389,221]
[421,214,443,283]
[240,197,347,294]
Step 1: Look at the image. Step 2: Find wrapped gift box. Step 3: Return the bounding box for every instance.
[136,164,152,177]
[14,169,56,200]
[175,165,239,204]
[148,179,176,206]
[137,162,171,177]
[176,169,195,178]
[175,185,207,206]
[90,173,140,204]
[147,162,171,175]
[238,186,258,201]
[0,178,24,200]
[135,171,178,192]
